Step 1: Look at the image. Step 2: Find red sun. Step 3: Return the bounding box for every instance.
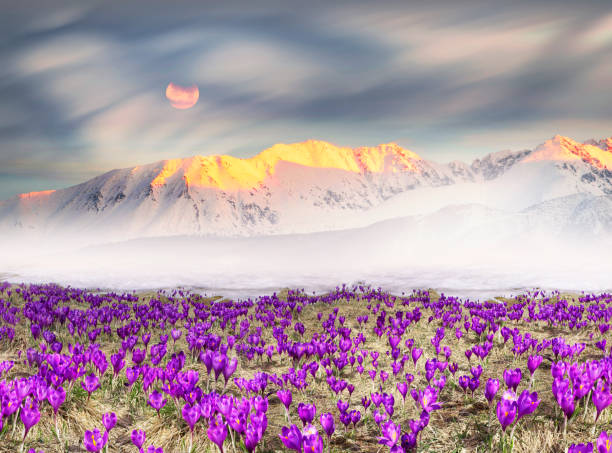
[165,82,199,109]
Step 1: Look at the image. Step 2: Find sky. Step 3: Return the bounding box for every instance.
[0,0,611,200]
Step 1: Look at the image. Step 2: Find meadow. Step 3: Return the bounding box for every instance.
[0,282,610,453]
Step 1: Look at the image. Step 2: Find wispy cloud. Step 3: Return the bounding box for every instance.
[0,0,610,199]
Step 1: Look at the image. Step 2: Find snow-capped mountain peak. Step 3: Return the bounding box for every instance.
[523,135,612,169]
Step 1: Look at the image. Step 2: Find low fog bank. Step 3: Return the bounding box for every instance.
[1,207,612,299]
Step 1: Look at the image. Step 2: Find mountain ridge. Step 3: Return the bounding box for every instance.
[3,134,612,203]
[1,134,611,241]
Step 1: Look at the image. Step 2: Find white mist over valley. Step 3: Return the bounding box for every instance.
[1,135,612,297]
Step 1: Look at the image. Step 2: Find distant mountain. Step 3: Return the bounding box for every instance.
[1,135,611,243]
[5,192,612,293]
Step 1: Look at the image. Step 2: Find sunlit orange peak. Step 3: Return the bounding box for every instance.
[18,190,56,199]
[524,135,612,169]
[148,140,423,192]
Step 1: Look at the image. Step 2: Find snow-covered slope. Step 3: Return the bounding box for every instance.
[1,135,611,244]
[4,193,612,294]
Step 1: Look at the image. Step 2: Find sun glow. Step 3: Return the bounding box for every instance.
[165,82,199,109]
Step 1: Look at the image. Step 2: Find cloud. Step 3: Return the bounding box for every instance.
[23,3,92,33]
[571,14,612,53]
[0,0,611,200]
[190,40,327,98]
[322,5,566,82]
[16,34,109,76]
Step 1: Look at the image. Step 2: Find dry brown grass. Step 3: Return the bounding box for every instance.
[0,285,608,453]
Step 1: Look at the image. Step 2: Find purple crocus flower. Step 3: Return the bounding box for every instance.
[551,361,567,379]
[573,374,593,400]
[20,397,41,441]
[378,419,401,447]
[111,353,126,377]
[470,365,483,379]
[419,387,441,413]
[253,395,268,414]
[593,380,612,422]
[361,396,371,411]
[35,380,48,401]
[212,353,228,382]
[297,403,316,426]
[132,429,146,449]
[527,355,543,376]
[207,414,227,452]
[201,350,214,375]
[244,424,261,453]
[83,428,108,452]
[279,424,302,451]
[411,348,423,367]
[81,373,100,399]
[516,390,540,421]
[458,375,469,393]
[350,409,361,427]
[338,412,351,431]
[337,399,349,414]
[320,412,335,440]
[485,378,500,404]
[148,391,167,416]
[496,391,517,432]
[568,443,593,453]
[433,374,447,392]
[47,386,66,415]
[277,389,292,411]
[132,348,146,365]
[17,379,31,400]
[171,329,182,342]
[503,368,522,392]
[222,357,238,386]
[468,377,480,396]
[380,370,389,384]
[559,389,576,419]
[102,412,117,432]
[302,424,324,453]
[401,432,417,451]
[397,382,408,402]
[598,431,612,453]
[182,403,200,432]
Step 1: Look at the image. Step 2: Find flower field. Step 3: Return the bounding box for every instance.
[1,282,612,452]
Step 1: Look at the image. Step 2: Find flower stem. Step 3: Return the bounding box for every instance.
[54,412,61,441]
[12,408,20,438]
[229,428,236,453]
[592,410,599,436]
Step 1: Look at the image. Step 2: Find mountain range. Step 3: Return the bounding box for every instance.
[1,134,612,244]
[3,134,612,293]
